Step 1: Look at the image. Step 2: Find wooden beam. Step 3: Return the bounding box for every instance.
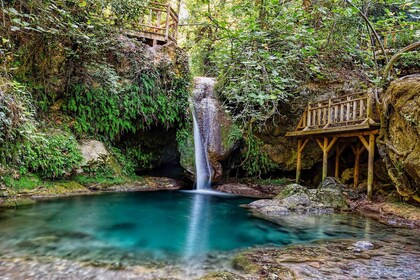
[326,137,338,152]
[367,133,375,200]
[300,139,309,152]
[358,135,369,150]
[316,139,324,150]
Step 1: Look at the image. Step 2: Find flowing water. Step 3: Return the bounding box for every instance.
[192,77,217,190]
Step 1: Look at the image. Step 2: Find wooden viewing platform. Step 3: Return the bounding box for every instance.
[126,1,179,46]
[286,92,380,199]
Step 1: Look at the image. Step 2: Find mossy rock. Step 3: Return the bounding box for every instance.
[33,181,89,196]
[200,272,244,280]
[0,197,35,208]
[177,126,195,176]
[231,253,259,273]
[275,183,309,200]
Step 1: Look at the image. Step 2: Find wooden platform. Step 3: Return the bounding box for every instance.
[128,1,179,46]
[286,92,380,200]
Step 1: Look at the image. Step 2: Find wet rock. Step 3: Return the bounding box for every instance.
[231,237,420,280]
[350,241,374,252]
[249,180,349,217]
[200,271,245,280]
[215,183,283,198]
[350,198,420,228]
[186,77,242,182]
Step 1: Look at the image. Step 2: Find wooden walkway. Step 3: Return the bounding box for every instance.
[126,1,179,46]
[286,92,380,199]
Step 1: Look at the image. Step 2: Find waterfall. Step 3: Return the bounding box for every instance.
[192,112,212,190]
[192,77,215,190]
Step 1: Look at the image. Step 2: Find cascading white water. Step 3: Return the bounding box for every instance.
[191,77,216,190]
[192,111,212,190]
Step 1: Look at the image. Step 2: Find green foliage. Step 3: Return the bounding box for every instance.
[73,174,127,186]
[1,129,82,179]
[183,0,419,127]
[3,174,42,190]
[241,133,277,176]
[0,80,35,143]
[64,61,190,142]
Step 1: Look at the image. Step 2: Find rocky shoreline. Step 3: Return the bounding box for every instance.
[0,176,182,208]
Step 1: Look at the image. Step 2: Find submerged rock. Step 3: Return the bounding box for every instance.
[350,241,374,252]
[231,237,420,280]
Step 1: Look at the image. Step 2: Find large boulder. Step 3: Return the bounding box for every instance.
[248,179,349,216]
[78,140,110,167]
[379,75,420,201]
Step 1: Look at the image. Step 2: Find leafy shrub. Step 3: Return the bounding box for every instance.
[65,61,190,142]
[0,80,35,143]
[241,133,277,176]
[1,130,82,179]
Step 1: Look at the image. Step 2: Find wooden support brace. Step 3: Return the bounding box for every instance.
[358,135,369,150]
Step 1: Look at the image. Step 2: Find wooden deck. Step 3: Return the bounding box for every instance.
[286,92,380,200]
[127,1,179,46]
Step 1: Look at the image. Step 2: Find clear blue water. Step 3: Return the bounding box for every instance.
[0,191,379,265]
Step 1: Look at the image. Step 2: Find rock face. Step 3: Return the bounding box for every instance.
[248,178,349,216]
[78,140,110,167]
[180,77,242,182]
[379,75,420,201]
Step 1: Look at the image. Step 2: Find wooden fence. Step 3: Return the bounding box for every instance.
[140,2,179,43]
[295,93,373,131]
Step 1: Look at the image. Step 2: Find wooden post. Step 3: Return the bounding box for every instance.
[296,139,302,183]
[335,143,340,178]
[335,143,346,178]
[352,143,363,188]
[367,93,372,120]
[307,103,311,128]
[165,4,170,40]
[296,139,309,183]
[367,133,375,200]
[317,137,337,181]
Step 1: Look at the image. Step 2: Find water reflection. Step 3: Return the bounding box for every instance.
[184,193,211,259]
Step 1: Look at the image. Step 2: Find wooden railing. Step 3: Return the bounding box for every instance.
[295,93,374,131]
[140,2,179,43]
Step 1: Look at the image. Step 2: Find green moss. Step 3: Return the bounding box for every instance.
[177,126,195,173]
[221,122,242,151]
[231,253,259,273]
[3,174,42,191]
[73,174,129,186]
[275,184,308,200]
[200,272,243,280]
